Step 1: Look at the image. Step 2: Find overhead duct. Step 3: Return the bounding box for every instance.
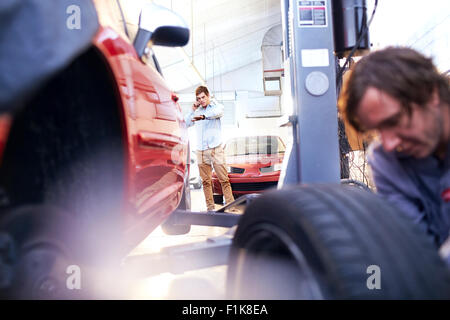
[332,0,370,59]
[261,24,283,96]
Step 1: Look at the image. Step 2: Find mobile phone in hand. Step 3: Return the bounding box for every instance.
[192,100,200,111]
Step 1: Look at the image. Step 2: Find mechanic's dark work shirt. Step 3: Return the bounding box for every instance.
[368,141,450,247]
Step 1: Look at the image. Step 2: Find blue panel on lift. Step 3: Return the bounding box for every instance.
[280,0,340,186]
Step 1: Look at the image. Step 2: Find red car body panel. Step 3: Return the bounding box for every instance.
[92,26,189,240]
[0,4,189,251]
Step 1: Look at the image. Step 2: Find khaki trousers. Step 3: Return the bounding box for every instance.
[197,145,234,211]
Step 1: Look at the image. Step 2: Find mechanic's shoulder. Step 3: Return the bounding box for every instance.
[367,140,384,159]
[367,140,400,168]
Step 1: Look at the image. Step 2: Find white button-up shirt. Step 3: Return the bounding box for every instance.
[185,103,224,151]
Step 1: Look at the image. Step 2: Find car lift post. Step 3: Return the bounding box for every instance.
[281,0,341,186]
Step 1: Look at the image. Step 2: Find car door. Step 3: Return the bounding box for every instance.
[130,56,187,217]
[94,0,188,221]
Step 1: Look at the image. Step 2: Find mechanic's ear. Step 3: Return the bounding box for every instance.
[134,3,190,58]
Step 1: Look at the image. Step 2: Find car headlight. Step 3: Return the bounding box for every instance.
[274,163,282,171]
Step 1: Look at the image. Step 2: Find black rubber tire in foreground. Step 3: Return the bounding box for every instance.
[0,205,81,299]
[227,184,450,299]
[0,205,129,299]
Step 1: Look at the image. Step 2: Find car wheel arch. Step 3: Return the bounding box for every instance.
[0,45,128,217]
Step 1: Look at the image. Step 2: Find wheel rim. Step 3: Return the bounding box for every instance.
[231,223,325,299]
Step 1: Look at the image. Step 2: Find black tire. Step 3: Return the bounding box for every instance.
[161,181,192,235]
[0,205,83,299]
[0,205,125,299]
[227,184,450,299]
[213,194,224,205]
[0,48,125,256]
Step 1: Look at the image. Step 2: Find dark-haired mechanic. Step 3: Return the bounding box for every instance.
[342,47,450,249]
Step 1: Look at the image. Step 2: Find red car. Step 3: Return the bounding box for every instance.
[212,135,285,203]
[0,0,191,298]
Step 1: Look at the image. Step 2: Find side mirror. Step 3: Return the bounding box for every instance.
[134,3,190,58]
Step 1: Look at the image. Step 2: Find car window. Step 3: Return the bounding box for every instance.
[225,136,285,157]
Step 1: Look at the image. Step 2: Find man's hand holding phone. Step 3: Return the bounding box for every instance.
[192,98,205,121]
[192,100,200,111]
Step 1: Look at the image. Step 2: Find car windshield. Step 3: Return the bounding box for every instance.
[225,136,285,156]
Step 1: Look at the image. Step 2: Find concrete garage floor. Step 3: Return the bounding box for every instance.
[127,188,232,299]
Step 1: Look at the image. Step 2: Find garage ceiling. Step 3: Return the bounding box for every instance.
[118,1,449,93]
[151,0,282,92]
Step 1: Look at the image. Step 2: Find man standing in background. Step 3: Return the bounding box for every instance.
[185,86,234,211]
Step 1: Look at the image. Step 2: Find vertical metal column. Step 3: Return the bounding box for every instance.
[281,0,340,185]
